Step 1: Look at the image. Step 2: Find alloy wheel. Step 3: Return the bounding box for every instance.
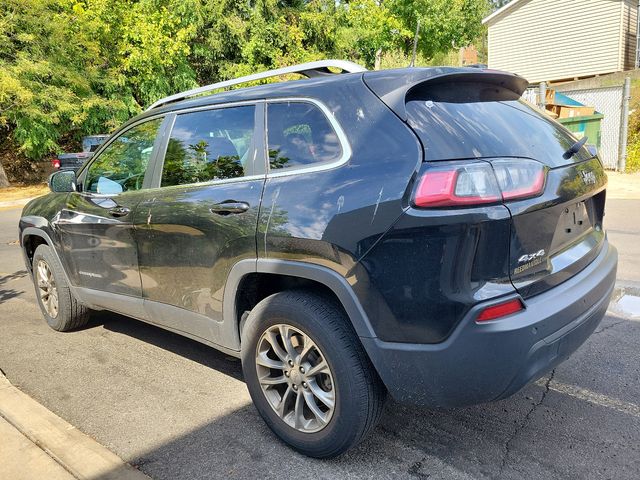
[255,323,335,433]
[36,259,58,318]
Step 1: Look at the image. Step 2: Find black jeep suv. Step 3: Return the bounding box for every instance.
[20,60,617,458]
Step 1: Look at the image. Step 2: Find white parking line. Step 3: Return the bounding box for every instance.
[536,378,640,418]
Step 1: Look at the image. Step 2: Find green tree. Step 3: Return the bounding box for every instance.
[0,0,130,162]
[391,0,490,60]
[336,0,410,69]
[68,0,201,109]
[0,0,490,186]
[0,0,201,183]
[191,0,334,83]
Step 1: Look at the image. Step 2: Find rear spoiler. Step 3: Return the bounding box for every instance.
[362,68,529,121]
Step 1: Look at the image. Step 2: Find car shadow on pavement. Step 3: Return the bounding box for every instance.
[124,401,502,480]
[88,311,244,381]
[0,270,27,304]
[116,389,618,480]
[81,312,640,480]
[121,385,640,480]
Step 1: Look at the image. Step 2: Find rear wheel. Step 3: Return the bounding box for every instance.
[241,290,386,458]
[32,245,90,331]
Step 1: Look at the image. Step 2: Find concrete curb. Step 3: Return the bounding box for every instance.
[0,372,149,480]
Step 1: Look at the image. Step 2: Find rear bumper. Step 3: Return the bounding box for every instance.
[361,240,617,407]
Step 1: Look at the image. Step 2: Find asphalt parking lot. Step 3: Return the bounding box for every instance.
[1,201,639,480]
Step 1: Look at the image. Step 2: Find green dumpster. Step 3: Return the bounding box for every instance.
[557,113,604,149]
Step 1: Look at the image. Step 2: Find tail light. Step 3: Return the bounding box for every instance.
[51,158,61,169]
[476,298,524,322]
[413,159,546,208]
[491,159,547,201]
[414,163,501,207]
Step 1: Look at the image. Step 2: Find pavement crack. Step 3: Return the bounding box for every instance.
[593,320,627,335]
[498,369,555,478]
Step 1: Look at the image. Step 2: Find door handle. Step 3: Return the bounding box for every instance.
[210,201,250,215]
[109,206,131,217]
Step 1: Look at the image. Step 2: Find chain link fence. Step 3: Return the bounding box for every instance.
[524,82,630,170]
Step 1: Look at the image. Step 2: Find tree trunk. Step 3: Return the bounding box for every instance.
[0,162,9,188]
[374,48,383,71]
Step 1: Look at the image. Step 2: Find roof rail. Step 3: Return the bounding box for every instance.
[146,59,367,111]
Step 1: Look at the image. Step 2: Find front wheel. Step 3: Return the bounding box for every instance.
[241,290,386,458]
[32,244,90,331]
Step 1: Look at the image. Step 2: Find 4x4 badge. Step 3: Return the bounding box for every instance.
[514,250,546,275]
[518,250,546,263]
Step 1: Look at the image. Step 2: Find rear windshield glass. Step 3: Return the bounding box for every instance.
[405,83,590,166]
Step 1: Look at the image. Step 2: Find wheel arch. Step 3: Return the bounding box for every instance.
[21,228,55,272]
[222,259,376,351]
[20,228,72,284]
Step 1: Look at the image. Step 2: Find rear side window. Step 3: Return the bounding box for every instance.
[267,101,342,171]
[161,106,255,187]
[405,83,590,167]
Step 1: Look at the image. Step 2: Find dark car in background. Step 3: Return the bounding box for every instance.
[51,135,109,171]
[20,60,617,458]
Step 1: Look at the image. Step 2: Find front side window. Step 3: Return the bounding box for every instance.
[84,118,162,194]
[267,102,343,171]
[161,106,256,187]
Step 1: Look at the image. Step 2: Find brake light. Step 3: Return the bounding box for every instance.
[476,298,524,322]
[413,159,546,208]
[51,158,61,169]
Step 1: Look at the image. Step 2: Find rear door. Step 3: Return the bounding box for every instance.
[133,102,265,347]
[504,157,606,297]
[403,82,608,298]
[57,117,166,304]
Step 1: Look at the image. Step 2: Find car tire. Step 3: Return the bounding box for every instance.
[32,244,90,332]
[241,290,386,458]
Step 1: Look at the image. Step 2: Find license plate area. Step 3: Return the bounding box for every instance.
[550,200,593,253]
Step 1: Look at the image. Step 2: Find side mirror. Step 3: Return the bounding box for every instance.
[586,144,598,157]
[48,170,77,193]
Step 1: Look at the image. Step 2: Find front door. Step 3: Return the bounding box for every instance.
[56,117,166,302]
[133,103,265,347]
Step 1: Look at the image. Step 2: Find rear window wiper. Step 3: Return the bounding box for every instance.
[563,136,588,160]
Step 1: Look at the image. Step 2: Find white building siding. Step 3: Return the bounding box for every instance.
[621,0,638,69]
[487,0,625,83]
